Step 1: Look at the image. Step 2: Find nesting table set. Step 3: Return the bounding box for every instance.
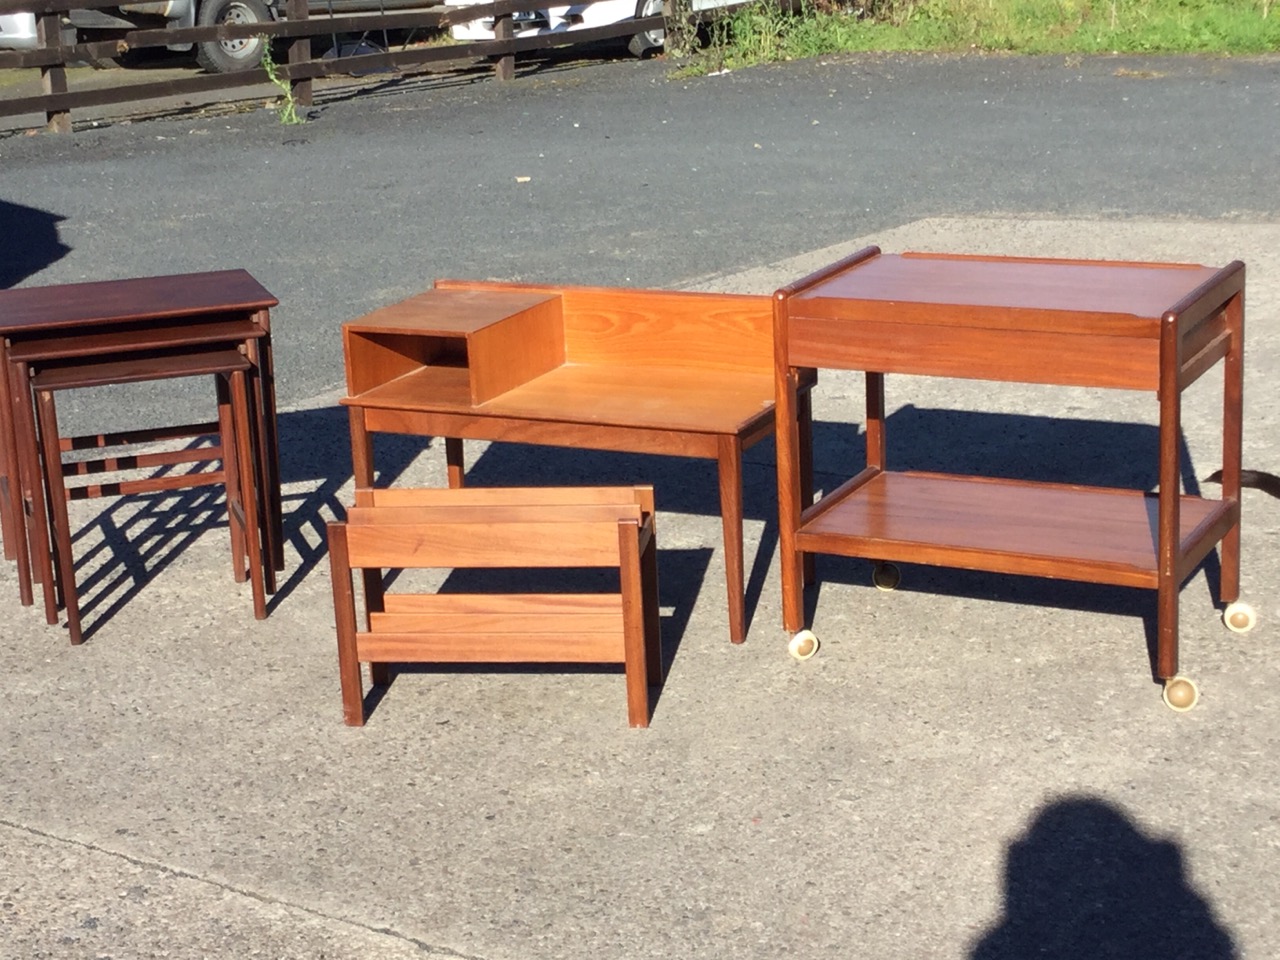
[2,247,1255,720]
[0,270,283,644]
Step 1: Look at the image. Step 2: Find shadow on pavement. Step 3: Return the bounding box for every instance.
[970,796,1238,960]
[0,200,71,288]
[69,483,237,642]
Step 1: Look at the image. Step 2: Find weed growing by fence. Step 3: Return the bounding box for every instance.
[664,0,705,56]
[260,40,305,125]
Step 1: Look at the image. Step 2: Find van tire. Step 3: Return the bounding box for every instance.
[628,0,665,57]
[196,0,271,74]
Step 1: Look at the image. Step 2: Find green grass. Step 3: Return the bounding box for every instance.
[676,0,1280,75]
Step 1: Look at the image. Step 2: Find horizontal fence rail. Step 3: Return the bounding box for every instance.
[0,0,676,131]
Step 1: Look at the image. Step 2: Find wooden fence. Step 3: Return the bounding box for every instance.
[0,0,671,132]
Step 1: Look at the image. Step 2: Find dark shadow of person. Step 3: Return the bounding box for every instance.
[970,796,1237,960]
[0,200,71,288]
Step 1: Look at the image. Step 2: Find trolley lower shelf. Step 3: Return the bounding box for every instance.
[796,470,1237,590]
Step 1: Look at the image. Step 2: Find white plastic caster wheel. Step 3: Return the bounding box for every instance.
[1223,601,1257,634]
[872,561,901,592]
[788,629,819,661]
[1162,676,1200,712]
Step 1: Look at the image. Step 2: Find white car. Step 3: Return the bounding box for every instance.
[444,0,670,57]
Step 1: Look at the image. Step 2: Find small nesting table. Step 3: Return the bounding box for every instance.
[772,247,1251,710]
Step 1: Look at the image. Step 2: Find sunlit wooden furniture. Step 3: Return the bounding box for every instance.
[341,281,815,645]
[0,271,282,617]
[327,485,663,727]
[773,247,1250,711]
[16,348,269,643]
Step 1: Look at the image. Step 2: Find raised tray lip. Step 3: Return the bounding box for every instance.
[789,251,1225,329]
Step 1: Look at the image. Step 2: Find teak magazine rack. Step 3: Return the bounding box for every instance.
[327,485,662,728]
[772,247,1253,711]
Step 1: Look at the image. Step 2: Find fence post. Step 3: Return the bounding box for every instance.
[285,0,312,108]
[36,12,70,133]
[493,13,514,81]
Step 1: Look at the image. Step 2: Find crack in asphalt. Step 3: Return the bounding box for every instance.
[0,817,490,960]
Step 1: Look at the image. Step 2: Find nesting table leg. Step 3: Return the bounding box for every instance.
[0,354,16,563]
[0,352,35,607]
[216,375,248,584]
[34,389,81,642]
[15,361,59,625]
[246,323,284,575]
[230,370,268,621]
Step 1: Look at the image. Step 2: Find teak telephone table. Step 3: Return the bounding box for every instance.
[341,280,815,644]
[772,247,1252,711]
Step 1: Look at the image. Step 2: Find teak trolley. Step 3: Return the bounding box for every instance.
[772,247,1253,711]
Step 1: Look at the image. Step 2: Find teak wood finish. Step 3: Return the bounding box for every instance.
[0,270,283,625]
[327,485,663,727]
[773,247,1246,696]
[341,281,816,645]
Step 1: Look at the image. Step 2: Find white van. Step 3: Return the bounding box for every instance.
[0,11,40,50]
[0,0,276,72]
[0,0,429,73]
[443,0,726,57]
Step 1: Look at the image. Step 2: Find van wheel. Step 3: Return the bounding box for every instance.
[196,0,271,74]
[628,0,665,57]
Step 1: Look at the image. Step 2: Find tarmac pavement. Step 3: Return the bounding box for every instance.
[2,51,1280,960]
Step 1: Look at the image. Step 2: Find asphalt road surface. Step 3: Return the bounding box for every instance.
[3,51,1278,414]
